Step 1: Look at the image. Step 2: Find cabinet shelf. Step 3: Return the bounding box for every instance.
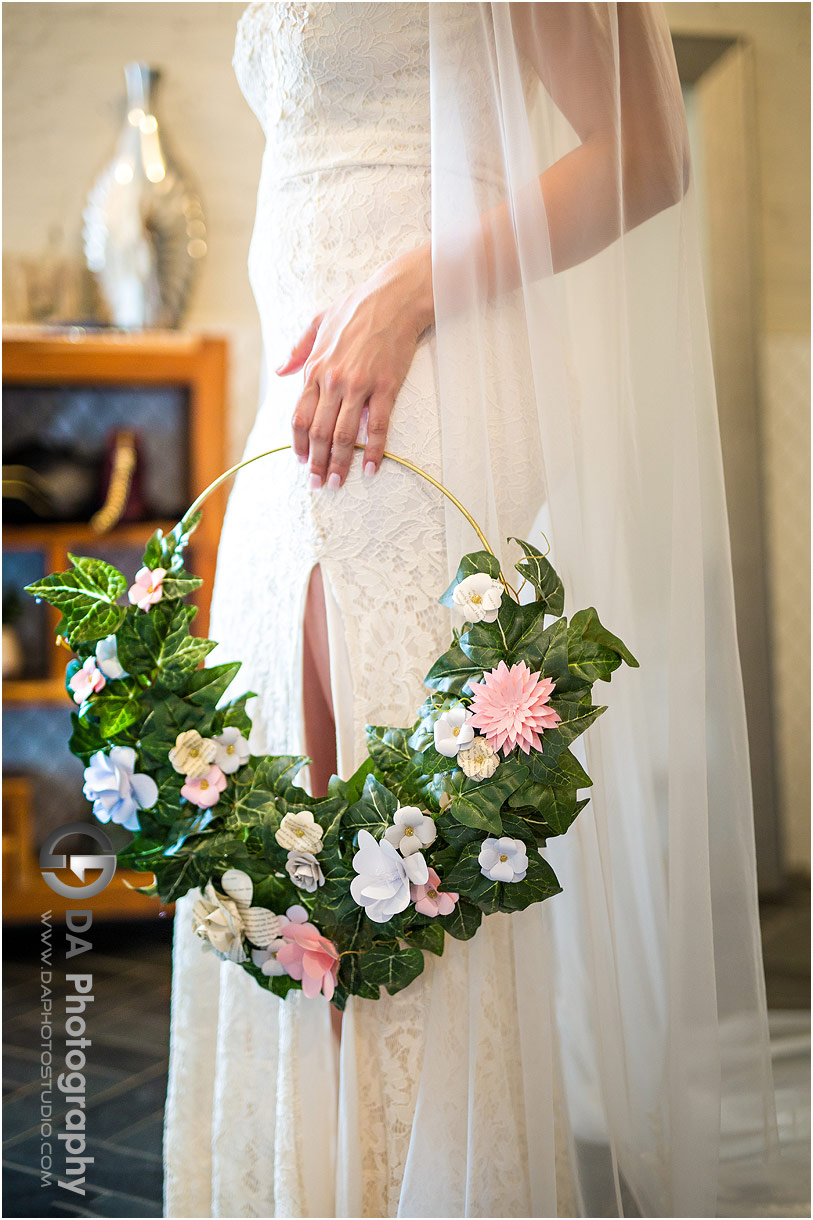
[3,519,180,549]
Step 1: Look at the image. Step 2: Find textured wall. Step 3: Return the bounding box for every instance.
[2,1,265,462]
[667,2,810,873]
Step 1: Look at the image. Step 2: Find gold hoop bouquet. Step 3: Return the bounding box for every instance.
[26,447,637,1008]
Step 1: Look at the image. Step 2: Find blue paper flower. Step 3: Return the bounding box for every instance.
[82,746,158,832]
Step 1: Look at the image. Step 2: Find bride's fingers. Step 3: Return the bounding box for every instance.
[307,389,342,489]
[361,387,394,477]
[276,314,323,375]
[291,382,320,464]
[326,396,366,488]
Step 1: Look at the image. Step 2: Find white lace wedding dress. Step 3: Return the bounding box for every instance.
[164,4,578,1215]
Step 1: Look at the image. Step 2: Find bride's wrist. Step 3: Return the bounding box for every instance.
[387,243,435,335]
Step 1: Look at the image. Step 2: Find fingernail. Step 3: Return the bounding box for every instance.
[309,473,322,490]
[327,472,341,491]
[297,453,308,464]
[364,461,376,478]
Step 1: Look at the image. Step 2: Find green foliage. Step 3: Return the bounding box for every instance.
[31,534,636,1010]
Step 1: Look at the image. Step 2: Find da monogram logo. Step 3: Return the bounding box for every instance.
[39,823,117,900]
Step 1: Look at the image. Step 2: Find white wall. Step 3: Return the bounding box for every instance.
[667,3,810,874]
[2,1,266,461]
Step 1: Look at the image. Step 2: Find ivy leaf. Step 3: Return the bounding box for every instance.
[366,725,420,778]
[68,711,107,765]
[441,897,482,941]
[423,642,482,696]
[360,944,426,995]
[142,512,202,574]
[434,757,528,835]
[182,662,241,707]
[211,692,257,738]
[438,550,504,609]
[458,595,521,669]
[498,851,562,912]
[25,555,127,646]
[91,683,147,736]
[535,700,606,767]
[138,692,210,767]
[161,573,204,599]
[504,603,557,672]
[405,921,445,956]
[508,538,564,617]
[344,774,399,836]
[253,754,310,798]
[567,607,639,681]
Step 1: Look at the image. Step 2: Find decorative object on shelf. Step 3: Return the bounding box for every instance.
[2,590,25,680]
[25,446,638,1009]
[82,62,207,330]
[2,442,101,524]
[91,429,147,532]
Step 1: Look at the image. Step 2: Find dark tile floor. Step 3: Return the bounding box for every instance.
[3,880,809,1218]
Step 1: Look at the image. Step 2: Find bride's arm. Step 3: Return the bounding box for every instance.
[279,2,689,489]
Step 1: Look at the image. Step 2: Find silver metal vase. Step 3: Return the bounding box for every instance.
[83,62,207,329]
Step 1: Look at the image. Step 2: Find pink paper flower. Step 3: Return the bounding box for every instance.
[468,659,561,755]
[128,566,166,611]
[410,868,459,918]
[69,656,106,703]
[276,906,340,1000]
[181,764,227,808]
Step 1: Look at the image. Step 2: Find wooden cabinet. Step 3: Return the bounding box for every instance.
[2,328,228,922]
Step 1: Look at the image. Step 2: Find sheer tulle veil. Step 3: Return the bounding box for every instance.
[425,4,778,1215]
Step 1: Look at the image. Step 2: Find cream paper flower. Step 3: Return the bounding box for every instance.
[169,729,217,778]
[383,806,437,856]
[275,809,323,854]
[452,572,503,623]
[192,882,247,962]
[457,735,500,781]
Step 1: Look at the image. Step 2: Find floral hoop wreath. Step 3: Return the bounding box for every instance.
[27,445,637,1008]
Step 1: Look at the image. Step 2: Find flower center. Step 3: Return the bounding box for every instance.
[471,593,482,604]
[200,779,209,790]
[295,827,305,837]
[190,747,200,757]
[452,726,460,736]
[404,826,415,836]
[499,854,508,862]
[426,889,438,900]
[227,744,235,754]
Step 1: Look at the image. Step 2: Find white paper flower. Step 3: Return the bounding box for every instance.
[95,634,128,680]
[251,938,287,976]
[478,837,529,883]
[453,572,503,623]
[169,729,217,779]
[275,809,323,854]
[457,735,500,781]
[82,747,158,832]
[384,806,437,856]
[213,726,250,774]
[433,706,475,757]
[350,829,428,923]
[286,850,325,892]
[192,881,247,962]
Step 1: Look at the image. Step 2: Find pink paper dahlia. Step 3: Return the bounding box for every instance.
[467,660,561,755]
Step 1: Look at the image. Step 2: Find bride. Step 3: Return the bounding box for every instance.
[163,4,777,1216]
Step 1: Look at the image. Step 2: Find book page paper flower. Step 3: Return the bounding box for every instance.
[169,729,217,778]
[275,809,324,854]
[193,881,247,962]
[457,735,499,780]
[468,660,561,755]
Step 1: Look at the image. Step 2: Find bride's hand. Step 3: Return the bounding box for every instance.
[276,244,433,489]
